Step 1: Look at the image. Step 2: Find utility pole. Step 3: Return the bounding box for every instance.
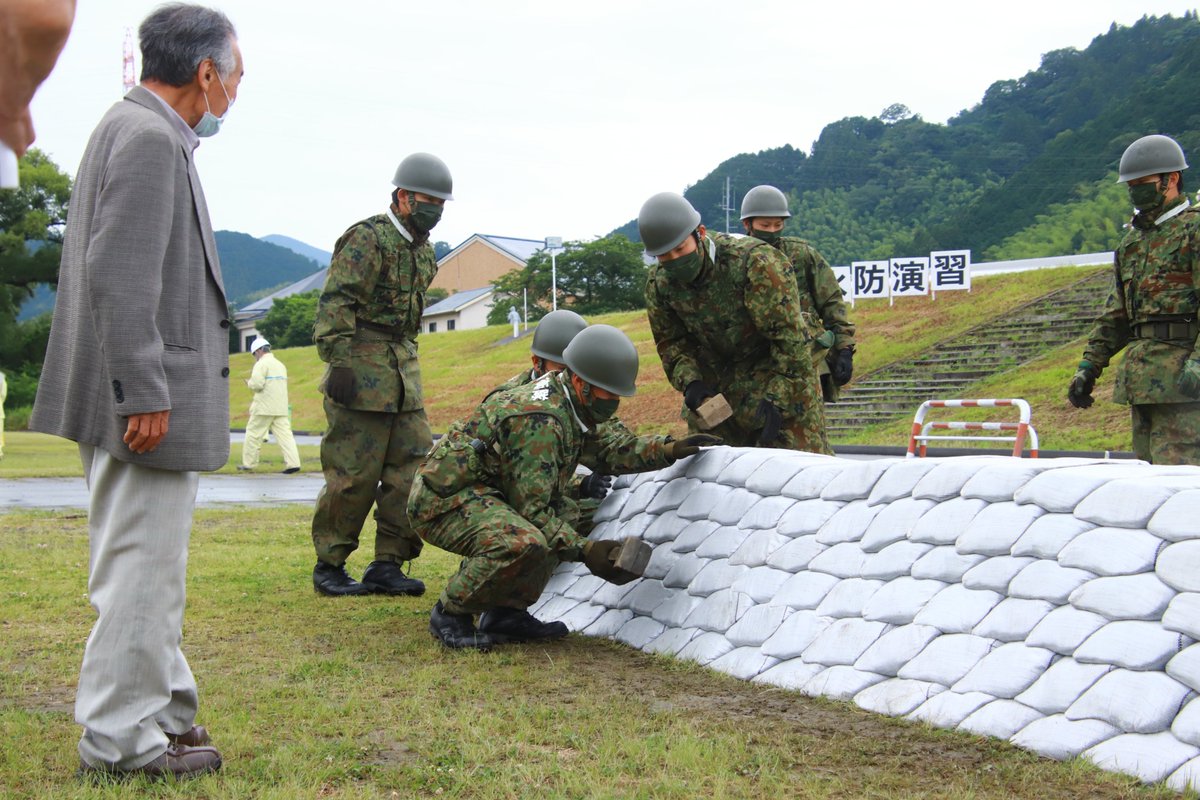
[122,29,136,94]
[719,175,734,234]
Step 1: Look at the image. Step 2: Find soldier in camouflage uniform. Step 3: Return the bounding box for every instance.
[409,325,719,649]
[1069,134,1200,464]
[309,153,452,596]
[640,192,832,454]
[741,185,856,402]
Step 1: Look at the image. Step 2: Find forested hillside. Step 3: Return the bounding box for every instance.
[613,13,1200,265]
[214,231,322,305]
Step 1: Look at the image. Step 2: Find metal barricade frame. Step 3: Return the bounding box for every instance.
[906,398,1039,458]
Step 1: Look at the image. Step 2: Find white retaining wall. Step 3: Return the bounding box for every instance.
[531,449,1200,790]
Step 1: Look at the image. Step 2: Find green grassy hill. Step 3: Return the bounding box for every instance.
[235,264,1129,453]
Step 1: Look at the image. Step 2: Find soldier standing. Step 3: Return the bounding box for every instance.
[740,185,856,401]
[640,192,832,454]
[1069,134,1200,464]
[310,153,452,596]
[409,325,719,649]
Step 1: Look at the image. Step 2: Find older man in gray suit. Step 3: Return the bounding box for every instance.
[31,4,242,780]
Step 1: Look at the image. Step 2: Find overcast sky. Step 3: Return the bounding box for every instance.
[28,1,1200,254]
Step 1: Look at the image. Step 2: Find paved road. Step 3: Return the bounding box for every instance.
[1,472,327,511]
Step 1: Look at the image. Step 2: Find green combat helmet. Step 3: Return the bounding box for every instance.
[739,185,792,220]
[1117,135,1189,183]
[637,192,702,256]
[563,324,639,396]
[393,152,454,200]
[531,309,587,361]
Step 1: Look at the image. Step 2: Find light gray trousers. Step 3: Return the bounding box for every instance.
[76,444,200,769]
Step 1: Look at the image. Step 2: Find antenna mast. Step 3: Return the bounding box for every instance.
[122,28,136,94]
[718,175,735,233]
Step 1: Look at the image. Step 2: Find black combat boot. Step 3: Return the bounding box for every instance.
[361,560,425,596]
[429,602,493,651]
[477,606,569,643]
[312,561,369,596]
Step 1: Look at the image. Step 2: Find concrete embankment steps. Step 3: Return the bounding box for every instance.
[826,269,1111,439]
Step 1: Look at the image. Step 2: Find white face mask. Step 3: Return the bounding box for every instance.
[193,70,234,138]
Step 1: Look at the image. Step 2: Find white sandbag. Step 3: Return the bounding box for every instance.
[803,617,891,667]
[649,591,703,629]
[907,691,994,728]
[753,659,826,690]
[726,603,792,647]
[1168,644,1200,694]
[1007,560,1094,604]
[807,541,869,579]
[814,499,882,546]
[1164,593,1200,640]
[951,642,1054,698]
[804,665,886,701]
[820,458,896,502]
[558,602,607,633]
[1158,541,1200,593]
[1026,606,1109,656]
[563,574,608,602]
[780,463,852,501]
[682,588,755,633]
[651,455,692,483]
[642,545,682,581]
[729,531,790,568]
[861,578,947,625]
[814,578,886,619]
[745,456,811,496]
[1066,669,1193,733]
[908,497,989,546]
[776,498,845,538]
[534,595,580,624]
[1010,715,1120,761]
[730,566,793,604]
[591,490,628,523]
[860,498,938,553]
[959,463,1047,503]
[766,534,827,572]
[955,501,1045,557]
[913,585,1004,634]
[583,608,634,637]
[671,520,722,554]
[898,633,997,686]
[707,488,766,527]
[590,576,640,608]
[709,647,780,681]
[861,542,934,581]
[854,624,942,677]
[866,459,940,505]
[774,571,841,610]
[640,514,691,546]
[1074,620,1190,671]
[910,546,986,583]
[958,699,1043,739]
[1068,573,1176,621]
[687,560,750,598]
[618,479,665,521]
[1010,463,1160,513]
[1076,476,1200,529]
[624,579,675,617]
[1149,489,1200,543]
[674,481,727,521]
[661,552,709,590]
[961,556,1036,593]
[542,569,580,597]
[1058,527,1164,577]
[646,477,703,516]
[694,525,753,560]
[1172,696,1200,747]
[910,456,1005,501]
[675,631,735,666]
[972,597,1056,642]
[614,616,665,649]
[684,446,745,482]
[715,449,784,487]
[761,609,834,660]
[1084,732,1199,784]
[643,627,699,656]
[855,678,946,717]
[1010,513,1096,559]
[739,495,799,531]
[1015,658,1112,715]
[1169,755,1200,793]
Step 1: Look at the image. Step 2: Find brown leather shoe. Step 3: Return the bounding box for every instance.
[165,725,210,747]
[80,743,222,781]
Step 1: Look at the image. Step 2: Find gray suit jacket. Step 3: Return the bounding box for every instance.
[31,87,231,471]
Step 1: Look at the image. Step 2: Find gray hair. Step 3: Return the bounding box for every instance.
[139,4,236,87]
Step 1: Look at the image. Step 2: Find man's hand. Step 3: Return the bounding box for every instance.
[665,434,722,460]
[0,0,76,155]
[831,347,854,386]
[1067,360,1099,409]
[123,410,170,454]
[755,399,784,446]
[579,472,612,500]
[1179,359,1200,399]
[325,366,356,405]
[683,380,717,412]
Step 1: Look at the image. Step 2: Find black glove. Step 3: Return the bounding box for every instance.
[683,380,717,412]
[831,348,854,386]
[579,472,612,500]
[325,366,357,405]
[755,399,784,446]
[665,434,723,460]
[1067,360,1098,409]
[582,539,637,585]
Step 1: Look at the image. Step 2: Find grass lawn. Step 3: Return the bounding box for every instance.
[0,506,1188,799]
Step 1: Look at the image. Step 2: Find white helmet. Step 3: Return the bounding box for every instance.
[249,336,270,353]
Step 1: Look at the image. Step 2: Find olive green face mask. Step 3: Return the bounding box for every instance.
[750,229,782,246]
[407,192,443,233]
[586,395,620,423]
[1129,180,1166,211]
[659,250,702,283]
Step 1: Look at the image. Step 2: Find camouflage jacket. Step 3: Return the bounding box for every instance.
[645,231,816,429]
[779,237,855,350]
[313,207,437,412]
[1083,198,1200,405]
[411,371,672,559]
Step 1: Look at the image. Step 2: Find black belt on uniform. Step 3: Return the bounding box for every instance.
[1131,319,1197,341]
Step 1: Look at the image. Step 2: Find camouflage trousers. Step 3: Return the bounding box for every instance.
[311,396,432,565]
[1130,402,1200,465]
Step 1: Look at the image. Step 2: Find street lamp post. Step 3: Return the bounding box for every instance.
[545,236,563,311]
